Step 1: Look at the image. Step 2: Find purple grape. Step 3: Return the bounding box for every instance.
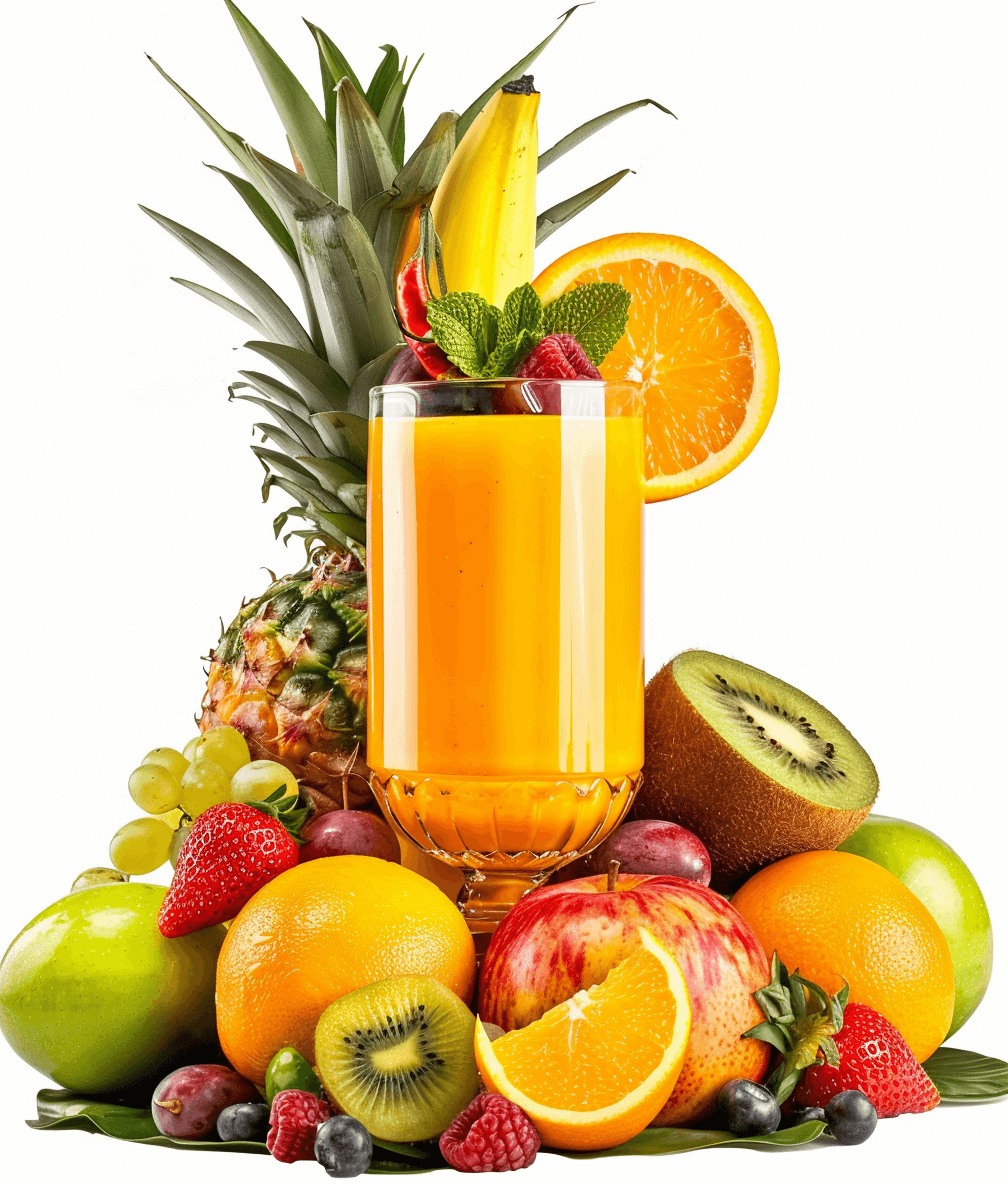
[151,1064,259,1139]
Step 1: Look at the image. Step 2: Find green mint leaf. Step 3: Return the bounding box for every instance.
[425,291,499,376]
[542,281,631,365]
[499,282,543,343]
[484,327,539,378]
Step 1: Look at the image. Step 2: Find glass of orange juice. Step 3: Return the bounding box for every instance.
[367,378,644,946]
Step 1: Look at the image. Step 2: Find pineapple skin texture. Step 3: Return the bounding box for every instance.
[431,88,539,307]
[201,553,372,813]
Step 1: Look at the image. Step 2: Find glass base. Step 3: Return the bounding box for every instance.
[370,770,640,946]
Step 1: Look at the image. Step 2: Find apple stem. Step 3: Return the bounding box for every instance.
[153,1097,183,1115]
[607,859,620,891]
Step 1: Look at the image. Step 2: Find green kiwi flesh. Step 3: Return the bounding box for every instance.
[314,975,478,1142]
[636,650,879,891]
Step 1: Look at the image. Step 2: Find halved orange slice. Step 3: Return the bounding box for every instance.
[534,234,779,502]
[474,929,692,1150]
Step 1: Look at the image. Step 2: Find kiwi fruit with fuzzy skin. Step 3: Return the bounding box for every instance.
[314,975,479,1142]
[635,650,878,891]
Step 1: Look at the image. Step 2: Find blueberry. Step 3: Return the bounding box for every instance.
[789,1105,827,1127]
[315,1115,373,1178]
[716,1079,781,1135]
[216,1102,271,1142]
[825,1090,877,1145]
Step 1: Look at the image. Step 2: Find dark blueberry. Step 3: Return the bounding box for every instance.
[216,1102,271,1142]
[825,1090,877,1145]
[315,1115,373,1178]
[789,1105,827,1127]
[716,1078,781,1135]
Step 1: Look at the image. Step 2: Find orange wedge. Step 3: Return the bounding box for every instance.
[474,929,692,1150]
[534,234,779,502]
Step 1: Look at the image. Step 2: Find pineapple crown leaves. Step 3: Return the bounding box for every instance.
[247,784,311,845]
[743,952,850,1103]
[424,280,631,378]
[148,1,670,552]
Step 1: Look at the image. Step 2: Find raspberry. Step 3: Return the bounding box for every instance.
[267,1088,332,1163]
[514,333,601,380]
[439,1093,540,1172]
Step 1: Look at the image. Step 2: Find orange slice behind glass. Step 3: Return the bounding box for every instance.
[474,929,692,1150]
[534,233,780,501]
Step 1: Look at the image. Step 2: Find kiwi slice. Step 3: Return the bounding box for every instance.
[635,650,878,891]
[314,975,478,1142]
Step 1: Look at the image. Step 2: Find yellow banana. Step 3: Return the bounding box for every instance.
[430,78,539,306]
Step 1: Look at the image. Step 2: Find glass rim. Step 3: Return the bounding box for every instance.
[370,377,642,420]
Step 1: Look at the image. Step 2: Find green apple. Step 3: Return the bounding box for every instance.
[0,883,225,1093]
[838,815,993,1036]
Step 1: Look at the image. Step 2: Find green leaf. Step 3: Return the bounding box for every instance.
[377,57,422,162]
[542,281,631,366]
[347,345,407,418]
[205,163,298,265]
[536,169,632,247]
[335,77,398,238]
[457,5,587,141]
[539,98,674,171]
[499,282,544,342]
[556,1121,826,1158]
[425,291,499,376]
[312,411,369,471]
[236,393,327,456]
[233,370,312,419]
[170,277,265,334]
[922,1047,1008,1101]
[296,455,367,494]
[304,20,364,128]
[141,206,314,354]
[365,45,400,117]
[244,340,350,414]
[224,0,340,201]
[484,327,539,378]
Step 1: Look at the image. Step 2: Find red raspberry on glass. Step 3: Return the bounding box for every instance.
[439,1093,540,1172]
[514,333,601,380]
[267,1088,332,1163]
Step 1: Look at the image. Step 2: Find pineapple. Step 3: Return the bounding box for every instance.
[148,2,668,811]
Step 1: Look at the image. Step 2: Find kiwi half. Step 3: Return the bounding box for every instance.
[635,650,878,891]
[314,975,478,1142]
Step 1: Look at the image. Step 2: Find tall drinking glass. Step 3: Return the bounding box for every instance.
[367,379,644,948]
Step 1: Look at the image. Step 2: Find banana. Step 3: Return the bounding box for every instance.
[429,77,539,306]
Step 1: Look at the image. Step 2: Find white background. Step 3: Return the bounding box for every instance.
[1,0,1005,1179]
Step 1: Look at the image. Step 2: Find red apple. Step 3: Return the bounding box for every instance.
[478,873,771,1126]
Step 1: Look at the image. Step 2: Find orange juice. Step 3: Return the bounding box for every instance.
[367,381,644,880]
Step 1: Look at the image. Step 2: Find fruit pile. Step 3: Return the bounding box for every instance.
[1,1,1004,1175]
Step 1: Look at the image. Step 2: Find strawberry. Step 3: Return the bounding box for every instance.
[157,787,307,938]
[791,1003,940,1117]
[744,955,941,1119]
[514,333,601,379]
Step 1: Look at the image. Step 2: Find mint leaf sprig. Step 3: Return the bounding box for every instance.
[424,279,630,378]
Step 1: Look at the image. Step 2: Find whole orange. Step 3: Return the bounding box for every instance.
[731,851,955,1061]
[216,855,476,1083]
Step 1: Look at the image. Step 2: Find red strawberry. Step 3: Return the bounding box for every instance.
[514,333,601,379]
[267,1089,332,1162]
[157,789,306,937]
[792,1003,940,1118]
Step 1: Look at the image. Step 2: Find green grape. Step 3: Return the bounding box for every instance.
[71,867,128,892]
[158,807,184,830]
[230,760,298,804]
[128,764,182,815]
[182,735,203,763]
[179,758,231,818]
[194,726,251,780]
[141,746,189,781]
[109,818,173,875]
[169,820,193,868]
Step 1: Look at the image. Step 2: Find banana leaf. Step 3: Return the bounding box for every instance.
[243,341,350,415]
[305,20,364,129]
[141,206,314,353]
[456,4,588,140]
[170,278,265,334]
[535,169,632,246]
[539,98,674,171]
[225,0,341,202]
[335,78,398,239]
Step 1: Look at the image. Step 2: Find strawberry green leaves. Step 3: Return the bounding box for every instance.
[744,954,849,1104]
[424,280,630,379]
